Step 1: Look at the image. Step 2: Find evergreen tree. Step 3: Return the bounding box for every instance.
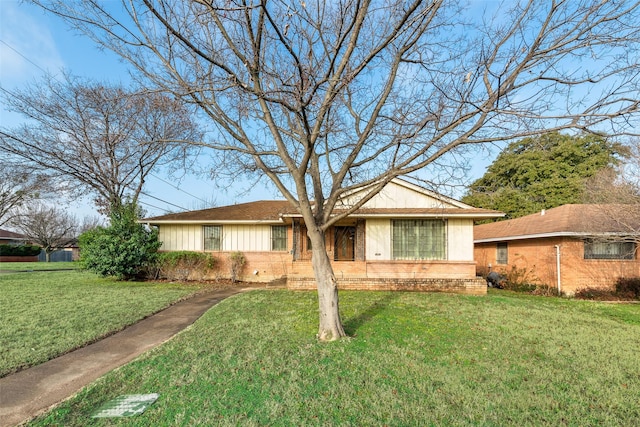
[463,132,628,219]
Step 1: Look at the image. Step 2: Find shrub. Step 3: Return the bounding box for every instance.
[228,251,246,283]
[0,244,41,256]
[79,203,161,280]
[157,251,216,281]
[615,277,640,299]
[574,287,619,301]
[501,265,538,293]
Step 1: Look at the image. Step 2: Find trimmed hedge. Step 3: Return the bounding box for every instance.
[0,244,41,257]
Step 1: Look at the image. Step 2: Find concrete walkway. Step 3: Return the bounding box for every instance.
[0,285,260,427]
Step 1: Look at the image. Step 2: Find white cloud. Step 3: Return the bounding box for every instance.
[0,1,64,85]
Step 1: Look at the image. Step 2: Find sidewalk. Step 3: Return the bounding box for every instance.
[0,285,260,427]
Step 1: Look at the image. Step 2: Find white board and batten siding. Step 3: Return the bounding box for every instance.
[339,179,463,210]
[158,224,275,252]
[365,218,474,261]
[222,224,273,251]
[158,225,203,251]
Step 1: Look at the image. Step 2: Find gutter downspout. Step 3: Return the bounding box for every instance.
[554,245,561,295]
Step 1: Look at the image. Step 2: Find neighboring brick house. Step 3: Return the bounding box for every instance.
[143,178,502,294]
[0,229,38,262]
[474,204,640,295]
[0,229,27,245]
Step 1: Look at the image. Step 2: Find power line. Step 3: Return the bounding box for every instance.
[138,200,173,215]
[1,38,202,214]
[140,191,187,211]
[0,39,52,76]
[149,173,210,204]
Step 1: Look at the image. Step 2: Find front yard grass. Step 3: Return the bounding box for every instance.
[0,270,200,376]
[0,261,79,271]
[30,289,640,426]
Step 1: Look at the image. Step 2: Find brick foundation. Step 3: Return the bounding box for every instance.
[287,276,487,295]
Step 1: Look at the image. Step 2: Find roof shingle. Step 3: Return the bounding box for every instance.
[474,204,640,242]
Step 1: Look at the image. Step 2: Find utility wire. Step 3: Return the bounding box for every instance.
[140,191,187,211]
[0,39,53,76]
[1,38,200,214]
[138,200,173,214]
[149,173,210,204]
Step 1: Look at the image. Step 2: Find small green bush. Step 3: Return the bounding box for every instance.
[157,251,216,281]
[0,244,41,256]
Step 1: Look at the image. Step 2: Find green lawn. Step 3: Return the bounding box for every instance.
[0,270,201,376]
[0,261,80,271]
[29,289,640,426]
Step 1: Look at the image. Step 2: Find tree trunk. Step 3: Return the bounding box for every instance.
[45,250,51,263]
[309,229,346,341]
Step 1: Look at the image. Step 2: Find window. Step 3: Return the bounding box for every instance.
[584,240,635,260]
[271,225,287,251]
[392,219,446,260]
[496,242,508,264]
[203,225,222,251]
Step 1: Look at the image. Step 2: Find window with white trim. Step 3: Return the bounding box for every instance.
[203,225,222,251]
[271,225,287,251]
[392,219,446,260]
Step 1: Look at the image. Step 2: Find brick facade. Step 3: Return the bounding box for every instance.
[197,250,485,294]
[475,237,640,294]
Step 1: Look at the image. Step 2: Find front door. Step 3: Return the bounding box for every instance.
[334,226,355,261]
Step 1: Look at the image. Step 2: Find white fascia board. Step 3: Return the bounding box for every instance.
[142,219,286,225]
[474,231,635,243]
[353,213,503,219]
[281,212,503,220]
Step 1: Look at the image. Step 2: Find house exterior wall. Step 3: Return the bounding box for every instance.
[474,237,640,294]
[158,224,279,252]
[360,182,451,208]
[158,224,203,251]
[365,218,474,261]
[222,224,273,251]
[157,218,483,293]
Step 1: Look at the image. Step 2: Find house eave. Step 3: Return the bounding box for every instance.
[474,231,637,243]
[142,219,287,225]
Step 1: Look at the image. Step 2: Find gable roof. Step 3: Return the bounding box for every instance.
[474,204,640,243]
[144,180,503,224]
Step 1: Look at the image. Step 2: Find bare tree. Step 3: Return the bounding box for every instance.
[31,0,640,340]
[583,141,640,242]
[10,202,78,262]
[0,156,51,227]
[0,73,202,213]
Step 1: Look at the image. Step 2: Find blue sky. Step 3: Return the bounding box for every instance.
[0,1,497,219]
[0,1,284,218]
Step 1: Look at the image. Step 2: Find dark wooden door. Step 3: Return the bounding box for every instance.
[334,226,355,261]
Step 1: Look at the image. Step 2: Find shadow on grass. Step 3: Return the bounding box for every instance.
[343,292,400,336]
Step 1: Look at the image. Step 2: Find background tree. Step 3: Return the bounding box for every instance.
[10,202,78,262]
[0,156,51,227]
[32,0,640,340]
[79,202,161,280]
[0,73,201,214]
[582,142,640,240]
[462,132,628,219]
